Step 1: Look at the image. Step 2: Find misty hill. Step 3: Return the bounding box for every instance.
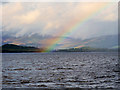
[2,34,118,49]
[1,44,118,53]
[56,47,117,52]
[81,35,118,49]
[2,34,82,48]
[1,44,43,53]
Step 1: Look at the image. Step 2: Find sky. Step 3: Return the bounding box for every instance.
[2,2,118,39]
[1,2,118,51]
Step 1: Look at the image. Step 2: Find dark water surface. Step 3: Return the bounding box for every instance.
[2,52,120,88]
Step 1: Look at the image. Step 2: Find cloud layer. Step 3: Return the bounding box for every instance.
[2,2,118,39]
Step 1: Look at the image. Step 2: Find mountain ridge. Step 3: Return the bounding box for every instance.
[1,44,118,53]
[2,34,118,49]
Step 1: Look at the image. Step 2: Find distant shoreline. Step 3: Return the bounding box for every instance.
[1,51,118,53]
[1,44,118,53]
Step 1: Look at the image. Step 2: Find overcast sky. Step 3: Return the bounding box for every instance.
[2,2,118,39]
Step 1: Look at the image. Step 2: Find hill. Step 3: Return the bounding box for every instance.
[0,44,118,53]
[83,35,118,49]
[2,34,118,49]
[55,47,117,52]
[1,44,43,53]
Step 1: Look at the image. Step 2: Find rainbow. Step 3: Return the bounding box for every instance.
[43,2,114,52]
